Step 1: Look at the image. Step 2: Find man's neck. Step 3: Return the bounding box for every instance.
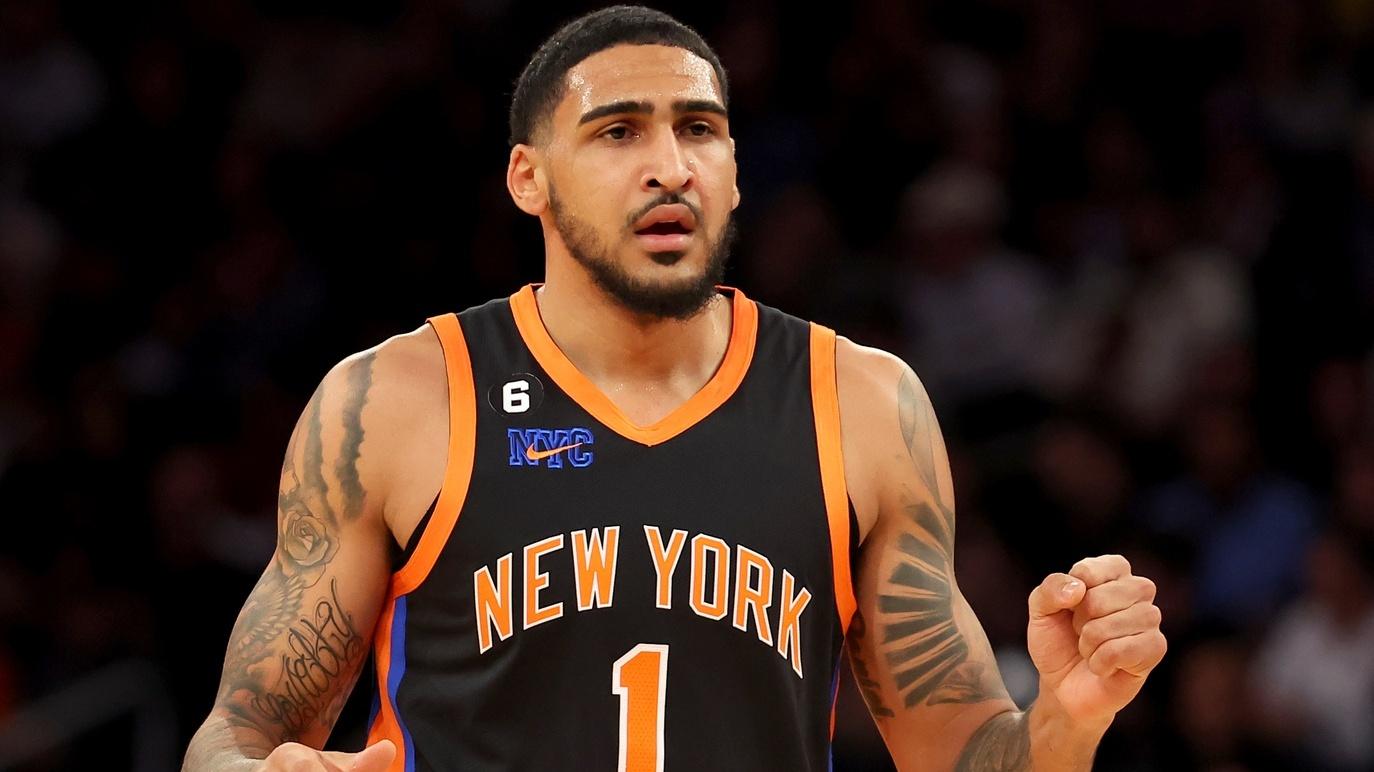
[532,268,733,418]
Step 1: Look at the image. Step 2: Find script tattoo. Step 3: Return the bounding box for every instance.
[250,580,364,736]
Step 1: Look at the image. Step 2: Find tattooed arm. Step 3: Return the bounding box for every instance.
[835,340,1166,771]
[184,329,448,771]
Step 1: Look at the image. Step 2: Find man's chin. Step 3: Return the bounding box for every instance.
[589,265,721,321]
[564,219,735,321]
[646,249,688,266]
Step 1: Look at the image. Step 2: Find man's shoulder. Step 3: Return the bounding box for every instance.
[829,336,938,542]
[328,323,445,393]
[833,336,934,441]
[318,324,448,437]
[374,323,446,379]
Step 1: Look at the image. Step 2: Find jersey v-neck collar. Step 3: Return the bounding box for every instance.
[508,283,758,447]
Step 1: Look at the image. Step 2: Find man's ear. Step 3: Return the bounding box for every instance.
[507,144,548,216]
[731,138,741,210]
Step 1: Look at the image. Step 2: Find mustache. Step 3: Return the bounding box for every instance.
[626,193,703,230]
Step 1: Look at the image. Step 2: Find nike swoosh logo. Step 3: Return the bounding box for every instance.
[525,442,584,462]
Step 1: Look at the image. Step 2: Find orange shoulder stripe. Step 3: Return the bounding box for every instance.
[809,323,856,636]
[392,313,477,595]
[366,597,405,770]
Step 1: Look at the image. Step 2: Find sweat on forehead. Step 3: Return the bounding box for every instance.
[555,45,725,129]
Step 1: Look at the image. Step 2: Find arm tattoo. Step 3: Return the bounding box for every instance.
[875,372,1004,709]
[206,358,377,751]
[848,610,895,717]
[248,579,364,738]
[300,382,339,526]
[279,387,341,585]
[216,579,365,747]
[899,371,948,512]
[225,563,307,677]
[954,712,1030,772]
[335,354,375,520]
[878,525,969,708]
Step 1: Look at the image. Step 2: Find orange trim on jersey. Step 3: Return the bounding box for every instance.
[508,283,758,447]
[392,313,477,595]
[810,323,857,635]
[366,598,406,770]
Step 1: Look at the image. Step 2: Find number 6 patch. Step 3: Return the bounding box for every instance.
[489,373,545,416]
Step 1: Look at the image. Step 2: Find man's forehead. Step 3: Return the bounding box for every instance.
[557,44,722,123]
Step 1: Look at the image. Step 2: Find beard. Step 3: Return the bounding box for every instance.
[548,186,738,321]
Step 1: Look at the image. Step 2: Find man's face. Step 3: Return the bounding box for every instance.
[533,44,740,319]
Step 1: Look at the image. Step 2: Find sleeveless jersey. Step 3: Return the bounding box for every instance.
[365,284,857,771]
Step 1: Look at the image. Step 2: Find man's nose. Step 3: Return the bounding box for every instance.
[641,131,694,193]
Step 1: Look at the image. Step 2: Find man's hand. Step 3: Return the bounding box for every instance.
[260,739,395,771]
[1027,554,1167,726]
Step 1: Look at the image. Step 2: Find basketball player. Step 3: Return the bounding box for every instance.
[183,6,1165,771]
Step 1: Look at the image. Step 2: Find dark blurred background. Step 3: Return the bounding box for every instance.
[3,0,1374,770]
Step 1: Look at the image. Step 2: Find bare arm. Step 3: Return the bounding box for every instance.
[183,352,394,770]
[838,341,1165,771]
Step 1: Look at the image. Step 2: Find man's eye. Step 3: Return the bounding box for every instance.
[603,126,632,141]
[685,122,715,137]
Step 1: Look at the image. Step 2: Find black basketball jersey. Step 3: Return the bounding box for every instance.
[366,284,857,771]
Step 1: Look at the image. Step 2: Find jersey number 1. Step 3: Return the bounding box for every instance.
[612,643,669,772]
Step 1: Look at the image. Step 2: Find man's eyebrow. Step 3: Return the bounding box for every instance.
[577,99,729,126]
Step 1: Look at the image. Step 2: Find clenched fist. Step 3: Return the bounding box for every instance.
[1026,554,1167,725]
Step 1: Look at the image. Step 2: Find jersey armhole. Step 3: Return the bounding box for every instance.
[809,322,857,637]
[390,313,477,595]
[391,492,440,571]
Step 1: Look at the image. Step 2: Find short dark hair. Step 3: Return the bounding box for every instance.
[508,5,730,148]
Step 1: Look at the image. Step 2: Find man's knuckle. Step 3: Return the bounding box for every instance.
[1136,575,1157,597]
[1082,587,1109,615]
[1089,642,1117,669]
[1144,603,1162,627]
[1079,619,1106,649]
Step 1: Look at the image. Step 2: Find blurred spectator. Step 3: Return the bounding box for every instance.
[1025,413,1134,572]
[1103,195,1253,434]
[1251,525,1374,771]
[894,161,1053,408]
[1170,633,1275,771]
[0,0,104,163]
[1144,400,1318,627]
[1335,441,1374,537]
[739,183,846,314]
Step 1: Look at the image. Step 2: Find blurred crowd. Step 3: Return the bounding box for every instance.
[3,0,1374,770]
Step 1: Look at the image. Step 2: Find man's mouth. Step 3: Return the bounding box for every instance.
[636,220,692,236]
[634,221,694,252]
[633,204,698,251]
